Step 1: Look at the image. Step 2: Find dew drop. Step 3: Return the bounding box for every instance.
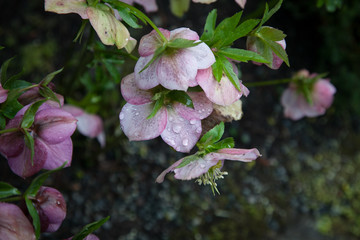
[119,112,124,120]
[196,127,202,134]
[182,139,189,146]
[173,124,182,133]
[56,201,61,205]
[200,164,206,168]
[135,112,139,116]
[190,119,197,125]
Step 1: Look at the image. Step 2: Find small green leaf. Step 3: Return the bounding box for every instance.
[198,122,225,149]
[200,9,217,43]
[218,48,270,63]
[72,216,110,240]
[139,45,166,73]
[0,182,21,199]
[219,56,242,91]
[117,7,142,29]
[147,96,164,119]
[168,90,194,108]
[1,57,15,86]
[211,11,243,48]
[20,100,47,129]
[257,0,283,31]
[25,197,41,240]
[176,154,199,169]
[102,59,124,84]
[73,20,88,43]
[167,38,201,49]
[24,162,67,197]
[23,130,35,165]
[261,38,289,66]
[0,90,24,119]
[4,79,31,90]
[258,27,286,41]
[170,0,190,17]
[3,70,25,89]
[41,68,63,87]
[38,86,61,106]
[212,57,223,82]
[223,19,260,46]
[205,137,234,153]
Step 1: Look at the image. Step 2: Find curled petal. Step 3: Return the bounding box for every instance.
[0,203,36,240]
[121,73,153,105]
[76,113,103,138]
[160,108,201,153]
[41,137,73,170]
[174,91,213,120]
[313,79,336,110]
[157,50,198,91]
[208,148,261,162]
[44,0,88,19]
[120,103,167,141]
[134,55,160,90]
[184,42,215,69]
[138,29,170,57]
[35,108,77,145]
[170,28,199,41]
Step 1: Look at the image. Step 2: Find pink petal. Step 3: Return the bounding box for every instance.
[0,116,23,157]
[156,158,182,183]
[121,73,153,104]
[134,55,160,90]
[209,148,261,162]
[170,28,199,41]
[97,131,106,148]
[7,139,47,178]
[62,105,84,117]
[174,157,217,180]
[235,0,246,8]
[41,137,73,170]
[44,0,88,19]
[119,103,167,141]
[76,113,103,138]
[134,0,158,12]
[157,50,198,91]
[196,67,243,106]
[0,83,8,103]
[160,107,202,153]
[0,203,36,240]
[313,79,336,110]
[35,108,77,144]
[174,91,213,120]
[138,29,170,57]
[270,39,286,70]
[183,42,215,69]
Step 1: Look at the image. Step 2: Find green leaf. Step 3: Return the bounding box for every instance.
[261,38,289,66]
[3,70,24,89]
[102,59,124,84]
[223,19,260,46]
[24,162,67,197]
[205,137,234,153]
[200,9,217,43]
[4,79,31,90]
[218,48,270,63]
[73,20,88,43]
[0,46,4,50]
[139,45,166,73]
[72,216,110,240]
[176,154,199,169]
[170,0,190,17]
[198,122,225,149]
[147,95,164,119]
[167,38,201,49]
[117,7,142,29]
[25,197,41,240]
[1,57,15,86]
[211,11,243,48]
[211,57,224,82]
[20,100,47,129]
[0,182,21,199]
[0,114,5,129]
[0,90,23,119]
[258,26,286,41]
[38,86,61,106]
[168,90,194,108]
[257,0,283,31]
[40,68,63,87]
[23,130,35,165]
[219,55,242,91]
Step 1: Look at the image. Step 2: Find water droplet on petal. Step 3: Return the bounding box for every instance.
[190,119,197,125]
[56,201,61,205]
[173,124,182,133]
[200,164,206,168]
[169,116,173,122]
[135,112,139,116]
[182,139,188,146]
[119,112,124,120]
[196,127,202,134]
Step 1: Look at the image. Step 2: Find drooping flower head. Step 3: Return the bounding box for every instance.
[119,73,213,153]
[0,102,77,178]
[281,69,336,120]
[34,186,67,233]
[0,202,36,240]
[134,27,215,91]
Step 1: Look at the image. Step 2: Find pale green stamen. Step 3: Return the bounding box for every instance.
[195,162,228,195]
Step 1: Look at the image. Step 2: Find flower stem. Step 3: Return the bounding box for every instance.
[0,196,23,202]
[244,78,292,87]
[0,128,19,135]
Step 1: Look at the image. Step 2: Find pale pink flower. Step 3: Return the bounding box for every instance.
[281,70,336,120]
[0,83,8,103]
[62,105,105,147]
[45,0,131,50]
[119,73,213,152]
[195,63,249,106]
[0,202,36,240]
[0,103,77,178]
[247,36,286,70]
[34,186,66,233]
[156,148,260,182]
[134,28,215,91]
[120,0,158,13]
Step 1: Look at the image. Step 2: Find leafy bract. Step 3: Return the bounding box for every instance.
[25,197,41,240]
[72,216,110,240]
[218,48,270,63]
[0,182,21,199]
[198,122,224,149]
[168,90,194,109]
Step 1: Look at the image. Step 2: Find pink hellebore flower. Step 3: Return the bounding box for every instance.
[120,0,158,13]
[119,73,213,153]
[34,186,67,233]
[134,28,215,91]
[281,70,336,120]
[156,148,261,183]
[0,103,77,178]
[0,83,8,103]
[195,63,249,106]
[0,202,36,240]
[62,105,105,147]
[45,0,131,50]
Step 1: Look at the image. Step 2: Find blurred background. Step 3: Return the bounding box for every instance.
[1,0,360,239]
